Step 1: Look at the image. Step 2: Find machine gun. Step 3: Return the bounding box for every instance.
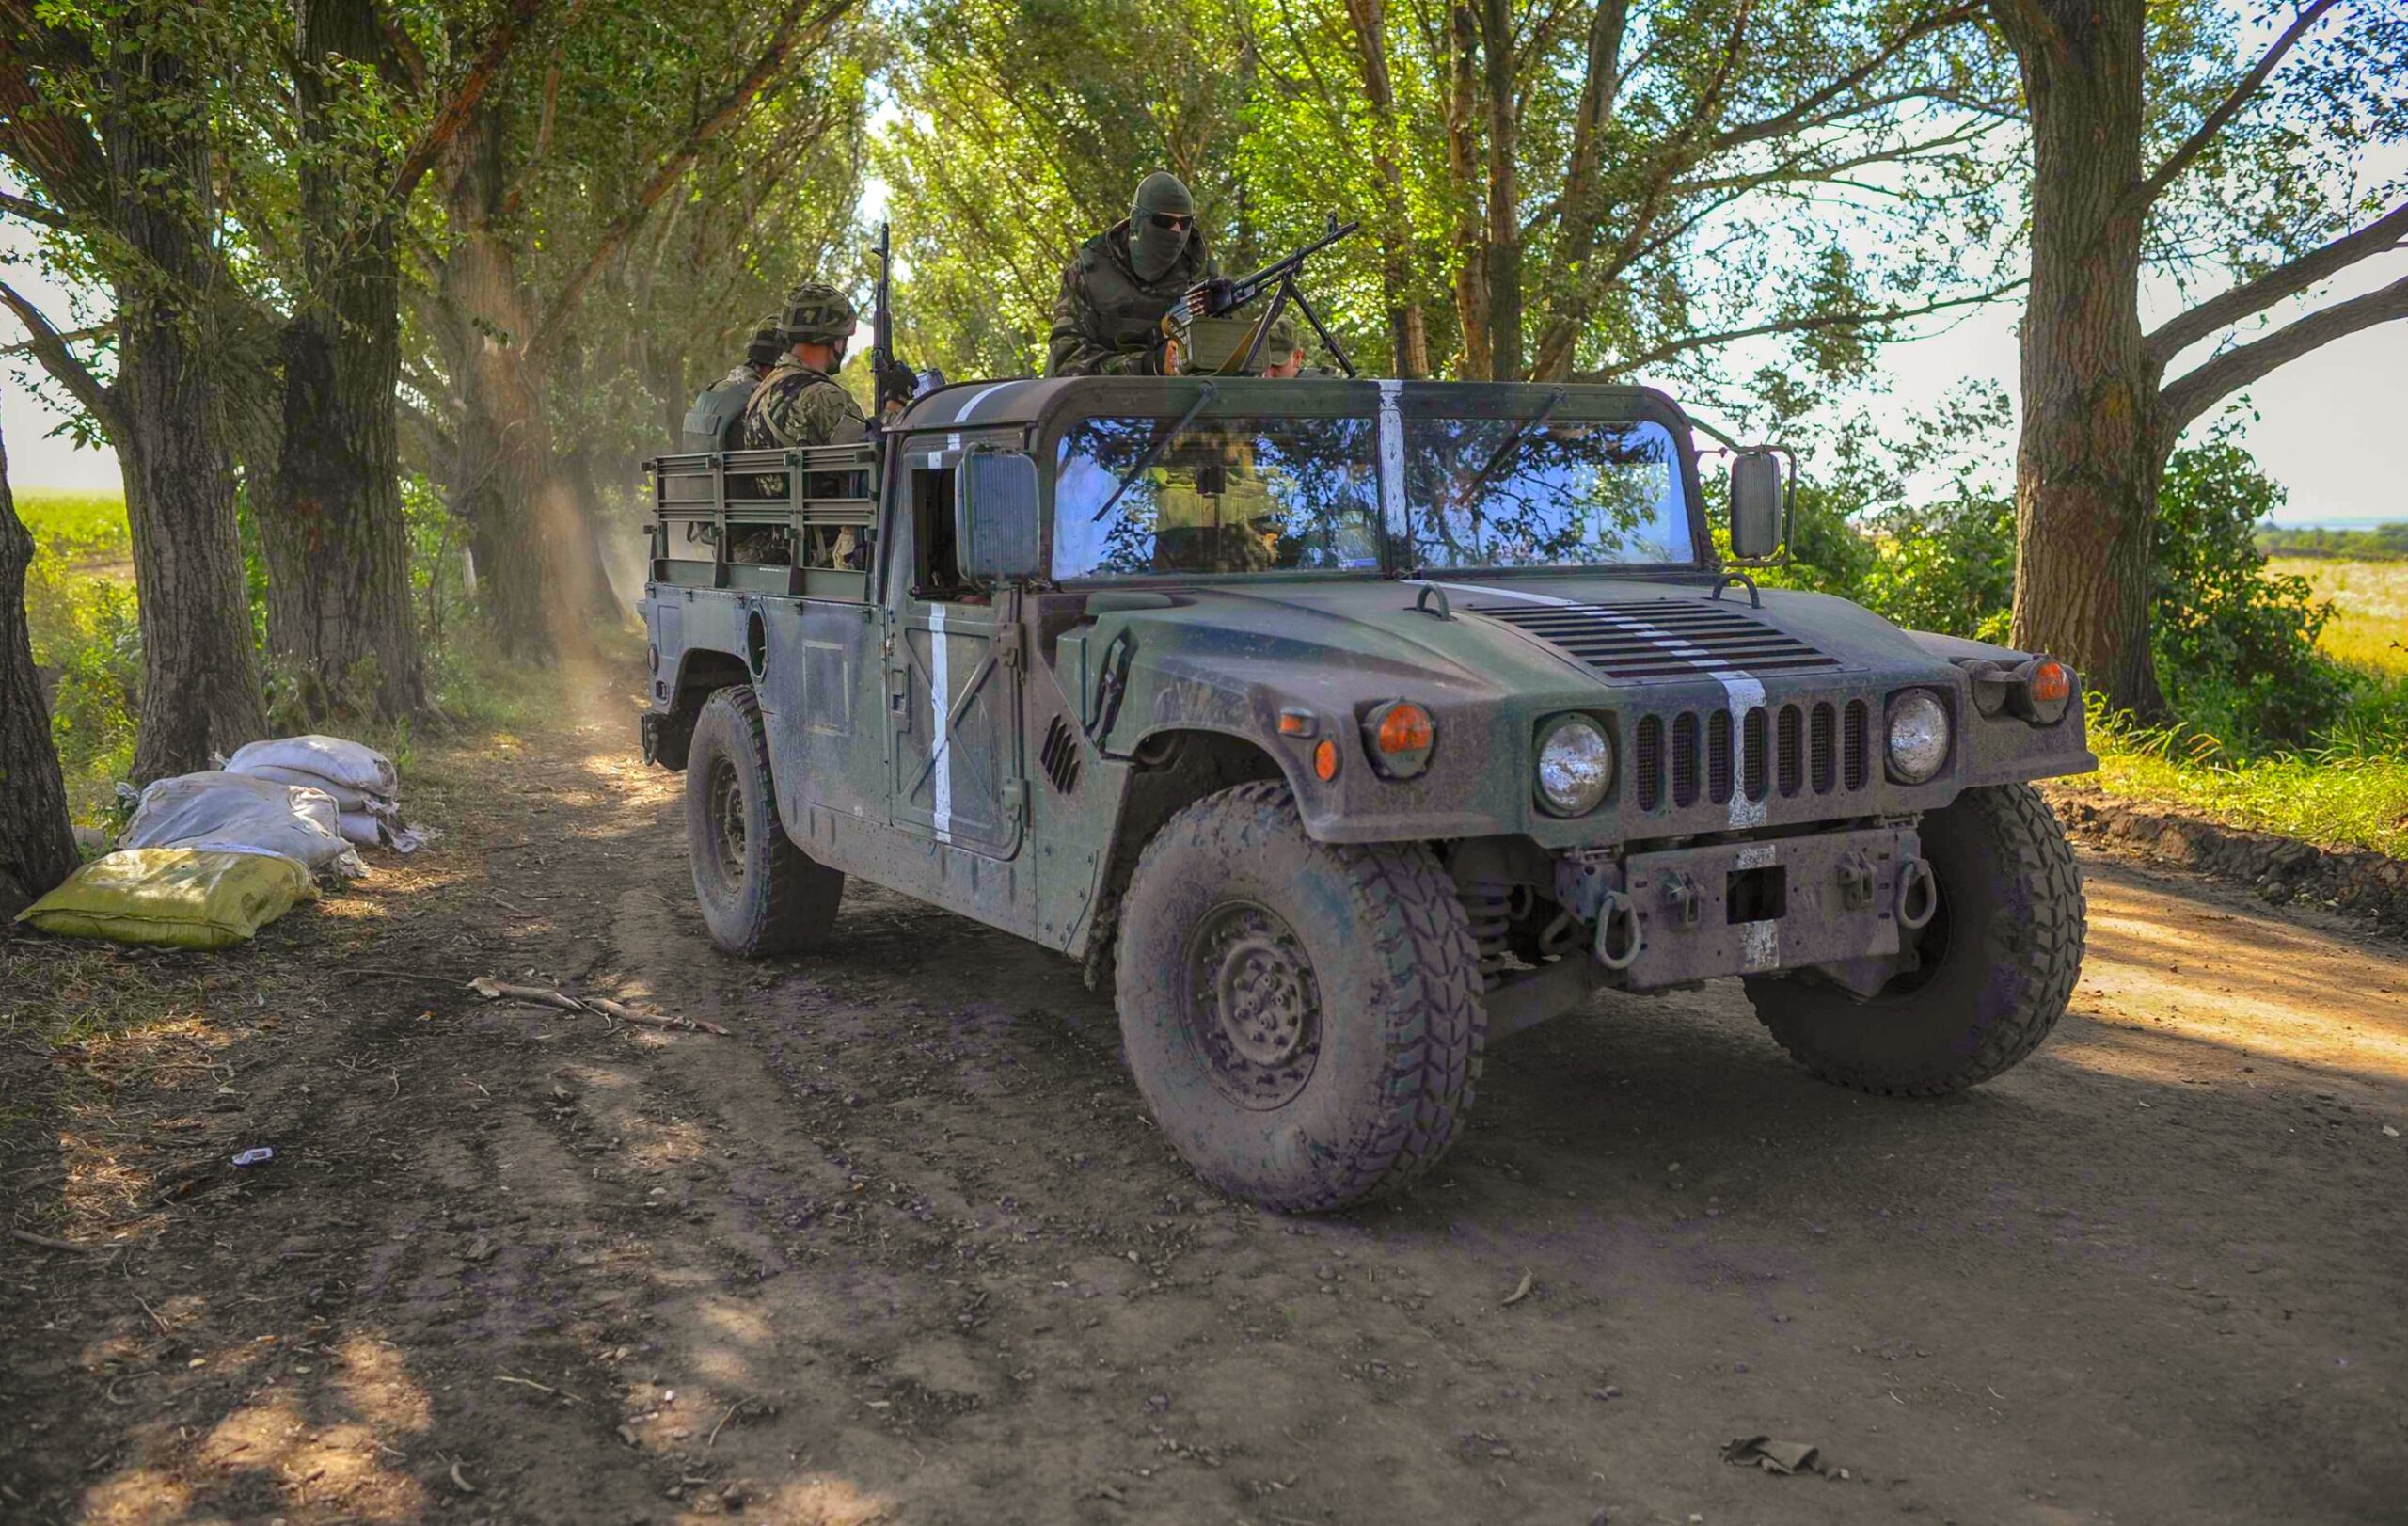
[869,222,922,421]
[1167,215,1361,377]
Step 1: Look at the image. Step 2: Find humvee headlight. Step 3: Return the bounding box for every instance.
[1534,715,1613,817]
[1886,689,1951,784]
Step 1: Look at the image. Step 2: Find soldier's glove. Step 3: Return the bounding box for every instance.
[874,352,918,404]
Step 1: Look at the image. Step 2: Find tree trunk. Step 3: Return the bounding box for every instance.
[106,44,271,781]
[1343,0,1421,378]
[1477,0,1522,382]
[0,422,80,920]
[444,101,552,657]
[263,0,426,723]
[1445,2,1490,379]
[2000,0,2164,715]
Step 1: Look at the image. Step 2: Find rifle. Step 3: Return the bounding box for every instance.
[1170,215,1361,376]
[869,222,917,419]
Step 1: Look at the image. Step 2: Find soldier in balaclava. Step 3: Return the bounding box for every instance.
[679,315,784,453]
[1046,171,1218,377]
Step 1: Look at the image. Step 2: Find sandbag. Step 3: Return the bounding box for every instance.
[16,849,316,949]
[230,762,394,817]
[121,771,360,876]
[224,735,399,800]
[338,811,426,853]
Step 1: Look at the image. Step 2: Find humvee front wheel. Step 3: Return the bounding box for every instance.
[1115,781,1485,1212]
[686,685,843,958]
[1744,783,2083,1095]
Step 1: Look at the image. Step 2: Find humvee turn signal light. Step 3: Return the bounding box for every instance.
[1312,738,1339,781]
[1364,700,1435,779]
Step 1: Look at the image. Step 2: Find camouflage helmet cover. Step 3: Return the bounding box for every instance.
[1265,310,1302,360]
[779,282,858,346]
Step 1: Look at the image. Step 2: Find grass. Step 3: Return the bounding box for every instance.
[2081,561,2408,860]
[2270,556,2408,675]
[2087,718,2408,860]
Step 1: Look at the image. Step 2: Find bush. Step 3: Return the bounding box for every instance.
[2149,433,2354,753]
[21,523,140,822]
[1859,493,2017,644]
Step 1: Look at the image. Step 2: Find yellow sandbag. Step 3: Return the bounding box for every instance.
[15,849,316,949]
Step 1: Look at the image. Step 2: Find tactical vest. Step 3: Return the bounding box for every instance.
[680,365,763,453]
[1074,222,1213,357]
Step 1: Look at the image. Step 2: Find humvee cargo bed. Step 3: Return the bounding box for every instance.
[641,375,2091,1210]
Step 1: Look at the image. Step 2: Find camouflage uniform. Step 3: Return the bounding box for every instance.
[739,358,867,452]
[737,283,871,567]
[1048,172,1216,377]
[680,316,784,453]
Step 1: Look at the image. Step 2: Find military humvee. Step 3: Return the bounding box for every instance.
[639,375,2090,1211]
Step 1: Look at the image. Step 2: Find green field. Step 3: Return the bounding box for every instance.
[14,486,130,550]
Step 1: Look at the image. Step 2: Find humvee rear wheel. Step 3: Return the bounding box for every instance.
[685,685,844,958]
[1743,783,2083,1095]
[1116,781,1485,1212]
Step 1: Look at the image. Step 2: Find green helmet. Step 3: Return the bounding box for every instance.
[779,282,857,347]
[1265,310,1301,363]
[743,314,784,370]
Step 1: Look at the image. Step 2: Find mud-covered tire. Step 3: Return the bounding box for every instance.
[1115,781,1485,1212]
[685,685,843,957]
[1743,782,2083,1095]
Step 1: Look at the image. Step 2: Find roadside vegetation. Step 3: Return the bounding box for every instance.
[20,485,550,827]
[1766,408,2408,859]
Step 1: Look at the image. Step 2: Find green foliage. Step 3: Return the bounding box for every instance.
[20,517,139,823]
[1859,495,2017,645]
[877,0,2021,388]
[10,489,130,554]
[2148,432,2353,751]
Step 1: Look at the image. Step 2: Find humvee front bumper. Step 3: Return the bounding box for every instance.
[1559,824,1929,993]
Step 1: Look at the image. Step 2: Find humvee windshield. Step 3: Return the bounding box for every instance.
[1048,408,1693,580]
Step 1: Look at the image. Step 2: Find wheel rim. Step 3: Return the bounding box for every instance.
[705,755,748,893]
[1180,900,1323,1110]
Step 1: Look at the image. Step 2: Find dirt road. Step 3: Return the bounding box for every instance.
[6,668,2403,1525]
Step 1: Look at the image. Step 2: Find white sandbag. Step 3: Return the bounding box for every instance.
[225,735,399,800]
[122,771,363,877]
[230,762,397,818]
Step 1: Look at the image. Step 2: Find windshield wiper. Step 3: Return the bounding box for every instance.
[1453,387,1566,512]
[1091,381,1219,522]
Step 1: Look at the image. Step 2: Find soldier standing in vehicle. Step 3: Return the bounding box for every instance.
[740,282,872,568]
[680,315,784,453]
[1047,171,1218,377]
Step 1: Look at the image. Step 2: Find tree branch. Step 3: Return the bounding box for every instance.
[0,277,120,437]
[389,0,544,204]
[0,188,71,229]
[2159,271,2408,437]
[2137,0,2337,209]
[527,0,846,363]
[2146,200,2408,363]
[1712,0,1986,152]
[1580,278,2028,378]
[0,319,110,354]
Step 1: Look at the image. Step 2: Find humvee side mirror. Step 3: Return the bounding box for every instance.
[1727,450,1785,563]
[955,452,1043,581]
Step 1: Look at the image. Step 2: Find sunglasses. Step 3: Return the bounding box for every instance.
[1147,212,1194,231]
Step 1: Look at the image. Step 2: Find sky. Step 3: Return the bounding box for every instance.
[6,194,2404,529]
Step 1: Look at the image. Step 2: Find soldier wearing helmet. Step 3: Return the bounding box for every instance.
[1047,171,1218,377]
[742,282,869,453]
[680,315,784,453]
[738,282,872,567]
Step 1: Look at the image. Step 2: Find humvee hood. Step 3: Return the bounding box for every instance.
[1099,573,1956,704]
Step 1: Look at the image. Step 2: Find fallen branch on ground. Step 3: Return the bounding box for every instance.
[467,976,728,1035]
[9,1228,101,1252]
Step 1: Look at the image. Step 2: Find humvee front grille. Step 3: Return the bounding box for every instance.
[1622,699,1873,816]
[1472,599,1839,682]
